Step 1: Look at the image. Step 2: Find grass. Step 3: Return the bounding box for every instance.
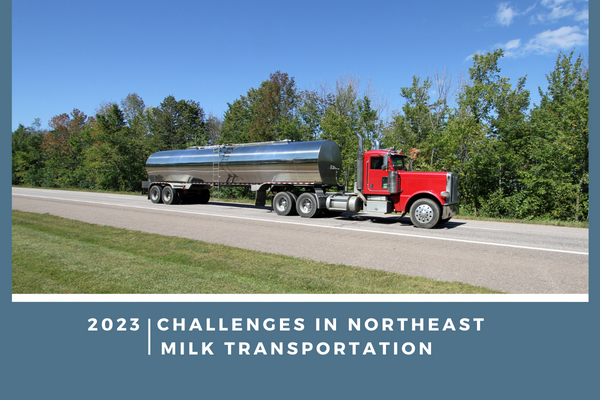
[11,210,500,294]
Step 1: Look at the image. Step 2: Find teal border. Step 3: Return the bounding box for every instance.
[2,2,596,398]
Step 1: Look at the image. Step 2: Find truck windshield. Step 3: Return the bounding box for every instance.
[390,155,408,171]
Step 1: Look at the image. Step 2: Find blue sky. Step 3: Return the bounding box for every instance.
[11,0,589,131]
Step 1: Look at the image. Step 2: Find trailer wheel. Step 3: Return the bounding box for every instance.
[149,185,162,204]
[198,189,210,204]
[409,198,440,229]
[161,186,178,205]
[297,193,319,218]
[273,192,296,216]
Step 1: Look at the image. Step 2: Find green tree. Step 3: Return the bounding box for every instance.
[321,107,358,188]
[528,51,589,220]
[84,104,146,191]
[384,76,436,169]
[120,93,157,167]
[452,49,530,216]
[438,108,488,215]
[251,71,303,141]
[220,96,253,144]
[40,109,95,188]
[12,119,45,186]
[206,113,223,145]
[357,95,379,148]
[221,71,306,144]
[150,95,206,150]
[121,93,146,125]
[383,73,453,171]
[297,89,332,141]
[320,77,363,189]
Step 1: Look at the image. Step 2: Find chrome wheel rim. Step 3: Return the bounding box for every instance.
[276,197,288,211]
[300,198,312,214]
[415,204,434,223]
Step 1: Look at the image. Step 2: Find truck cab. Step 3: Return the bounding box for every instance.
[362,149,459,228]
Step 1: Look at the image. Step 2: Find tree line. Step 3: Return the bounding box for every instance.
[12,50,588,221]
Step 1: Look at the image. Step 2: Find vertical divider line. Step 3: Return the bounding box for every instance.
[148,318,151,355]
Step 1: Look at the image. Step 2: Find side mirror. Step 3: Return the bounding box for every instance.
[383,156,388,170]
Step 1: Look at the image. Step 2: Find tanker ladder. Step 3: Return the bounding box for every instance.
[212,146,233,198]
[212,147,220,197]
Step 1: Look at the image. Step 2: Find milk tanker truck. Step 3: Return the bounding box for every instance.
[141,136,459,229]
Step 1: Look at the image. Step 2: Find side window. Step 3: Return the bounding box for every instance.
[371,156,383,170]
[392,156,407,171]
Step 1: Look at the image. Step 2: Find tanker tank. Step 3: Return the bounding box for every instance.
[145,140,343,186]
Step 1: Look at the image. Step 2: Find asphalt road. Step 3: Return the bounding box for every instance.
[12,187,589,294]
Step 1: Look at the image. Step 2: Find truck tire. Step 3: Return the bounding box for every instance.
[198,189,210,204]
[161,186,178,205]
[409,198,440,229]
[149,185,162,204]
[273,192,296,216]
[297,193,319,218]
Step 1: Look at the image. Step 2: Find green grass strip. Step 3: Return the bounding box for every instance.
[12,210,500,294]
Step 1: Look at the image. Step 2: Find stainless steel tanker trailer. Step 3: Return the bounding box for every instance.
[142,138,459,228]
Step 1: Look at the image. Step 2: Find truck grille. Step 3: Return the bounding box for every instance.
[446,173,459,204]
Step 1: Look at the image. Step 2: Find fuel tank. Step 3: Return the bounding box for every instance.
[145,140,342,186]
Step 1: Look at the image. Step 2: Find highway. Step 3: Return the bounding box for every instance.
[11,187,589,294]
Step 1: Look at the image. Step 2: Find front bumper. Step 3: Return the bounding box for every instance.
[442,203,459,219]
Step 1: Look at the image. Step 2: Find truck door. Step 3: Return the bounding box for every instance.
[366,155,389,194]
[389,155,405,211]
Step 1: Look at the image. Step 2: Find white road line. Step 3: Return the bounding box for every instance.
[12,193,589,256]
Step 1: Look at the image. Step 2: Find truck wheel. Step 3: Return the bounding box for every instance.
[149,185,162,204]
[198,189,210,204]
[297,193,319,218]
[409,198,440,229]
[273,192,296,216]
[161,186,178,205]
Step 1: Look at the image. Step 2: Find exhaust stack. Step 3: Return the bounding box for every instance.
[356,134,363,192]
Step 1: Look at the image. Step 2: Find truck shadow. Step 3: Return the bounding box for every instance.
[337,213,465,230]
[200,201,464,230]
[206,201,272,210]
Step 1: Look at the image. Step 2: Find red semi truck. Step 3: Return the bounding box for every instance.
[143,136,459,229]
